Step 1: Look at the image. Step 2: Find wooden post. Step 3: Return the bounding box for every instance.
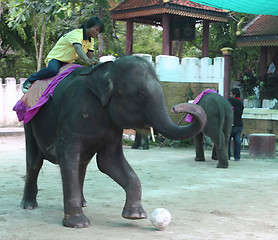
[126,19,133,55]
[259,46,267,76]
[221,47,233,98]
[202,20,209,58]
[162,13,170,55]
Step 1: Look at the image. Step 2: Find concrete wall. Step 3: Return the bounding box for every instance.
[0,78,25,127]
[242,109,278,137]
[136,54,224,124]
[161,82,218,124]
[242,119,278,137]
[156,55,224,96]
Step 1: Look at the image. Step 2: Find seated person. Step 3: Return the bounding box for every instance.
[21,16,104,93]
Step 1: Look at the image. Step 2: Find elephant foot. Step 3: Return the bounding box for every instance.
[63,213,90,228]
[216,162,229,168]
[138,146,149,150]
[122,201,147,219]
[195,157,205,161]
[212,156,218,161]
[20,198,38,210]
[132,144,149,150]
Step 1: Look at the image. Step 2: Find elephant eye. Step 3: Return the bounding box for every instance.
[137,91,146,101]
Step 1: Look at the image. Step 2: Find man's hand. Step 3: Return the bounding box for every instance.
[74,44,99,66]
[85,58,99,66]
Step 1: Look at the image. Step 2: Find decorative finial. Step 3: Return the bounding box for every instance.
[236,17,245,36]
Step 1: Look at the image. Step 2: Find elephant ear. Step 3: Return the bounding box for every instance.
[80,61,113,106]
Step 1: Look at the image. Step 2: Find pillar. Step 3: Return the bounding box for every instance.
[162,13,170,55]
[202,20,209,57]
[221,47,233,98]
[126,19,133,55]
[259,46,267,76]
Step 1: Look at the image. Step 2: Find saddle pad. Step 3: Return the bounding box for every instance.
[185,89,219,122]
[22,64,78,108]
[13,63,82,123]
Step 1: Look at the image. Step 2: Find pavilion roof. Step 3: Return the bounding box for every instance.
[110,0,229,24]
[237,15,278,47]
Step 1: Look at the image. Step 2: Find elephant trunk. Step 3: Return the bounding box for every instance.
[145,102,206,140]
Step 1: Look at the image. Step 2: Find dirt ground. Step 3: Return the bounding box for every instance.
[0,134,278,240]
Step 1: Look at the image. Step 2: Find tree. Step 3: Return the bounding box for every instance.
[1,0,115,78]
[74,0,116,57]
[179,13,260,82]
[0,1,37,80]
[133,24,162,57]
[0,8,33,59]
[6,0,74,71]
[1,0,260,83]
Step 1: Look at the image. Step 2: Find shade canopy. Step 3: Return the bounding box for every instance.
[190,0,278,16]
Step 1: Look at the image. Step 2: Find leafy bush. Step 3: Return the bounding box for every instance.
[259,73,278,100]
[239,71,260,98]
[0,53,36,82]
[240,71,278,100]
[162,138,193,148]
[122,136,193,148]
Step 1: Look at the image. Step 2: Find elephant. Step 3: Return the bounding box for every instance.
[131,128,163,150]
[20,55,207,228]
[131,129,150,150]
[173,91,233,168]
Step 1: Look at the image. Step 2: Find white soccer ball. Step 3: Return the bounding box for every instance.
[150,208,171,229]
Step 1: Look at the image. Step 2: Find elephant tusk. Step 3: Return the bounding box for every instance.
[150,127,155,142]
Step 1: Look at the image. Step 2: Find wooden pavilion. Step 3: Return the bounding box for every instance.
[237,15,278,75]
[110,0,229,56]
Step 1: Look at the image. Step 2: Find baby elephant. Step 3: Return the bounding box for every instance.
[174,90,233,168]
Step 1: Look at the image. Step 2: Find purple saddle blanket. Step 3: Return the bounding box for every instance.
[185,89,219,122]
[13,64,82,124]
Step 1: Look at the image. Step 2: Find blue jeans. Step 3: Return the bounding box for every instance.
[28,59,66,83]
[229,126,243,160]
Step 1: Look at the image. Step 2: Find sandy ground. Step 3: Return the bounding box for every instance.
[0,134,278,240]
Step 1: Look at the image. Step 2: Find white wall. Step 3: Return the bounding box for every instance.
[0,78,25,127]
[0,55,224,127]
[155,55,224,95]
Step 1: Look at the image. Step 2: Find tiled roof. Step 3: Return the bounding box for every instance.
[110,0,229,22]
[242,15,278,36]
[112,0,226,13]
[237,15,278,47]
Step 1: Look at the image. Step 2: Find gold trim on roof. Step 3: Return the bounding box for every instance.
[111,8,228,22]
[165,8,228,22]
[237,40,278,47]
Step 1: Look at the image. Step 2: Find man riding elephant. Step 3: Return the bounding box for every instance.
[21,16,104,93]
